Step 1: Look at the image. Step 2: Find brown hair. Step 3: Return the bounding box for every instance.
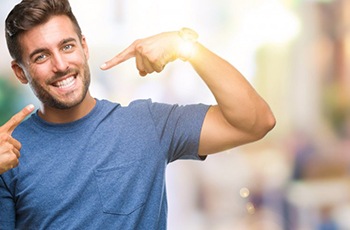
[5,0,82,64]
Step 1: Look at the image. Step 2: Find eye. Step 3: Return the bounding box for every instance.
[34,54,48,63]
[62,44,74,52]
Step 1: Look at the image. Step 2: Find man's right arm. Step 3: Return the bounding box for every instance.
[0,105,34,228]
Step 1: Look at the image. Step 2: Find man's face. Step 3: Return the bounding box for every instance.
[14,15,90,110]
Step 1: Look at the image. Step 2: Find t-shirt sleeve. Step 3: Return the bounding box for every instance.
[0,175,16,229]
[147,100,210,163]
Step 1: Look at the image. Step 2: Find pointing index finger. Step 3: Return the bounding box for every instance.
[100,42,137,70]
[0,104,35,134]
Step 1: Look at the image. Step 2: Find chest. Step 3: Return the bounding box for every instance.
[12,122,167,219]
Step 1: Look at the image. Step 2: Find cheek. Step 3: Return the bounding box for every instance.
[27,64,49,83]
[78,49,89,64]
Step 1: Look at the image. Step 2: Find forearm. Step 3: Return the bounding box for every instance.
[189,42,275,137]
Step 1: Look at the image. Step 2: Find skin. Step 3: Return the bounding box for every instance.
[101,30,276,155]
[0,105,34,174]
[11,16,95,124]
[1,15,275,174]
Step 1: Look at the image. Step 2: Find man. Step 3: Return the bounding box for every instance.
[0,0,275,229]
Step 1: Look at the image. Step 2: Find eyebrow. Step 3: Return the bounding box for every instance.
[28,37,78,60]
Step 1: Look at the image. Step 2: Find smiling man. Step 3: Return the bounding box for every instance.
[11,12,95,123]
[0,0,275,229]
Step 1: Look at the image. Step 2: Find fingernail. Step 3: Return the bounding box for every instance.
[100,63,107,69]
[27,104,35,110]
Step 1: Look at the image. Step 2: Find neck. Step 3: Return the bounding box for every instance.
[38,93,96,124]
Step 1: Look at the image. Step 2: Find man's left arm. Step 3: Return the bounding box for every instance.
[100,29,276,156]
[187,42,275,155]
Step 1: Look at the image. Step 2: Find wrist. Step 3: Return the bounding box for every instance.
[178,27,198,61]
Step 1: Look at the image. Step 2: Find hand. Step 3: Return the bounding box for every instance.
[0,104,34,174]
[100,31,183,76]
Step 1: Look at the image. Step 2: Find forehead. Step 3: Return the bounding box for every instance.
[19,15,79,54]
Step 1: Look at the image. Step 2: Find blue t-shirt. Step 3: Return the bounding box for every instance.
[0,99,209,230]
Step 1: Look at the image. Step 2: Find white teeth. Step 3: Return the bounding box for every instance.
[55,77,75,88]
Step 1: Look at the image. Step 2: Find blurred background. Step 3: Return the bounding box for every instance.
[1,0,350,229]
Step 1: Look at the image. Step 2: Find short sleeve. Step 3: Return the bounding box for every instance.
[147,100,210,163]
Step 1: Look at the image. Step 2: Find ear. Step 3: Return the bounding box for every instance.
[81,35,89,60]
[11,61,28,84]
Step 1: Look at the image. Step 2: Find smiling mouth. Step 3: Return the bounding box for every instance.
[52,76,76,89]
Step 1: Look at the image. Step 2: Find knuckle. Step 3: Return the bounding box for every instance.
[1,143,12,152]
[0,133,10,143]
[12,158,19,166]
[10,115,20,126]
[5,117,19,132]
[9,153,17,162]
[148,56,159,64]
[135,40,143,51]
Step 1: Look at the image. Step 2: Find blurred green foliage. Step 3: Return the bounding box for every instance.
[0,76,21,125]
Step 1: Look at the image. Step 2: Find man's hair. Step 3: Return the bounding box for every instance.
[5,0,82,64]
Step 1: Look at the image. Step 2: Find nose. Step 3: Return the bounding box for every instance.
[52,53,69,73]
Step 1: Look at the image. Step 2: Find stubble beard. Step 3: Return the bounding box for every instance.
[30,63,91,110]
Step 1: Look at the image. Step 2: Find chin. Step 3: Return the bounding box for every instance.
[44,93,87,110]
